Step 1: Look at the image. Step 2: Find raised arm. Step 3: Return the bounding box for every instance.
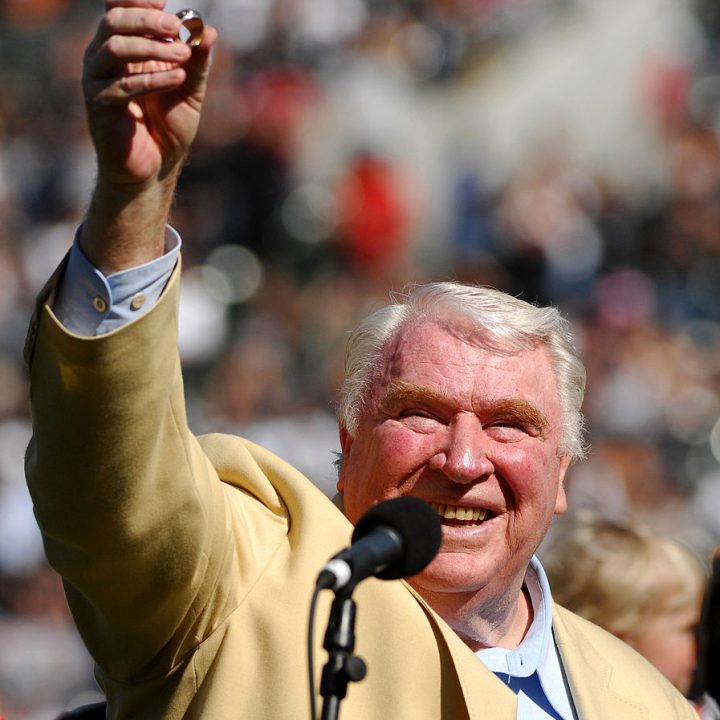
[80,0,217,274]
[25,1,231,683]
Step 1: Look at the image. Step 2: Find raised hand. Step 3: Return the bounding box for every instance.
[83,0,218,186]
[79,0,218,273]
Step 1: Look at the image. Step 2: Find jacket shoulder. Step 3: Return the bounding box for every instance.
[553,604,698,719]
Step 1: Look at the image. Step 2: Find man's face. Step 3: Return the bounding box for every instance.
[338,320,570,600]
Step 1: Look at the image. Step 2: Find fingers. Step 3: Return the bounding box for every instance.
[92,34,191,80]
[84,2,217,106]
[89,5,188,74]
[103,0,166,7]
[98,1,180,40]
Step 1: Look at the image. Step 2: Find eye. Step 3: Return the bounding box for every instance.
[485,420,533,442]
[397,408,446,432]
[399,408,432,419]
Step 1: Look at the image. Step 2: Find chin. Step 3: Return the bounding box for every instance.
[408,553,493,596]
[673,676,693,698]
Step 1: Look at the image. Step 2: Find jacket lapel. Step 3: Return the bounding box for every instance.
[552,604,650,719]
[404,583,519,720]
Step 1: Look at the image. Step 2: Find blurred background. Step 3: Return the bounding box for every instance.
[2,0,720,716]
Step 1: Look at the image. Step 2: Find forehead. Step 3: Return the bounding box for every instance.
[378,320,560,410]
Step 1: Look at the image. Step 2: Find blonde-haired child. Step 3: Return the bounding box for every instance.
[545,511,716,718]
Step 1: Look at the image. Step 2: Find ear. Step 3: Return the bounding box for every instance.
[339,424,353,454]
[336,425,353,493]
[554,455,572,515]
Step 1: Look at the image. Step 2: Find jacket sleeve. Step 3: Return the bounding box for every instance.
[24,261,267,683]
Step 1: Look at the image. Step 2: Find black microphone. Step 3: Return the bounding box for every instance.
[317,497,442,593]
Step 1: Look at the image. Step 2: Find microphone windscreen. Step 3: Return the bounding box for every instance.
[352,497,442,580]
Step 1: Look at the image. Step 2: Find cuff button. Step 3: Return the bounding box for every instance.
[130,292,146,311]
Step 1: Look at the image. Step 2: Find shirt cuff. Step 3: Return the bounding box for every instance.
[53,227,182,336]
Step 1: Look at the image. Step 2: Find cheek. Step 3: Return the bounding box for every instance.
[651,636,697,688]
[375,425,439,471]
[495,446,558,496]
[342,427,431,518]
[629,625,695,669]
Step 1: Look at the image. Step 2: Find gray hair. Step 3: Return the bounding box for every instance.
[338,282,587,461]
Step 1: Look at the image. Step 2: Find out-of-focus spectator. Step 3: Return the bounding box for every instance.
[0,564,97,720]
[698,547,720,707]
[334,151,413,277]
[543,511,719,718]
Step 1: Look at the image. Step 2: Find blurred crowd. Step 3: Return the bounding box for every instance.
[2,0,720,716]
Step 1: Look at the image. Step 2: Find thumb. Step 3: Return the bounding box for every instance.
[182,24,219,96]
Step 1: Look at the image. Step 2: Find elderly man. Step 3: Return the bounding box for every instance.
[25,2,696,718]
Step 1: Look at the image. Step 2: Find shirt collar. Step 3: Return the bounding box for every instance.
[475,556,553,678]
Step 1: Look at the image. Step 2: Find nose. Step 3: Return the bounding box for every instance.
[428,413,494,484]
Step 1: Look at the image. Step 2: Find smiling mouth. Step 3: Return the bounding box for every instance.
[430,502,494,525]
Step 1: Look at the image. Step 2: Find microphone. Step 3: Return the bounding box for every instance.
[317,497,442,593]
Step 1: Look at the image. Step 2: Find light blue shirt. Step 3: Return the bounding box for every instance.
[476,557,576,719]
[54,227,181,336]
[55,235,578,720]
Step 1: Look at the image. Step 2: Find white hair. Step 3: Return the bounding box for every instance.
[338,282,587,460]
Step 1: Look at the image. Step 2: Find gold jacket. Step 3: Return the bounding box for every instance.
[25,262,696,719]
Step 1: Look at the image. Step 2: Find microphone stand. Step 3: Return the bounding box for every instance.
[319,588,367,720]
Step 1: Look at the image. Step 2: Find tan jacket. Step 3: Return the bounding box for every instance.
[25,262,696,719]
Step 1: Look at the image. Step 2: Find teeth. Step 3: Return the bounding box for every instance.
[431,503,489,523]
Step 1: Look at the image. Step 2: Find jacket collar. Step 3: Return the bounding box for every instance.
[403,582,519,720]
